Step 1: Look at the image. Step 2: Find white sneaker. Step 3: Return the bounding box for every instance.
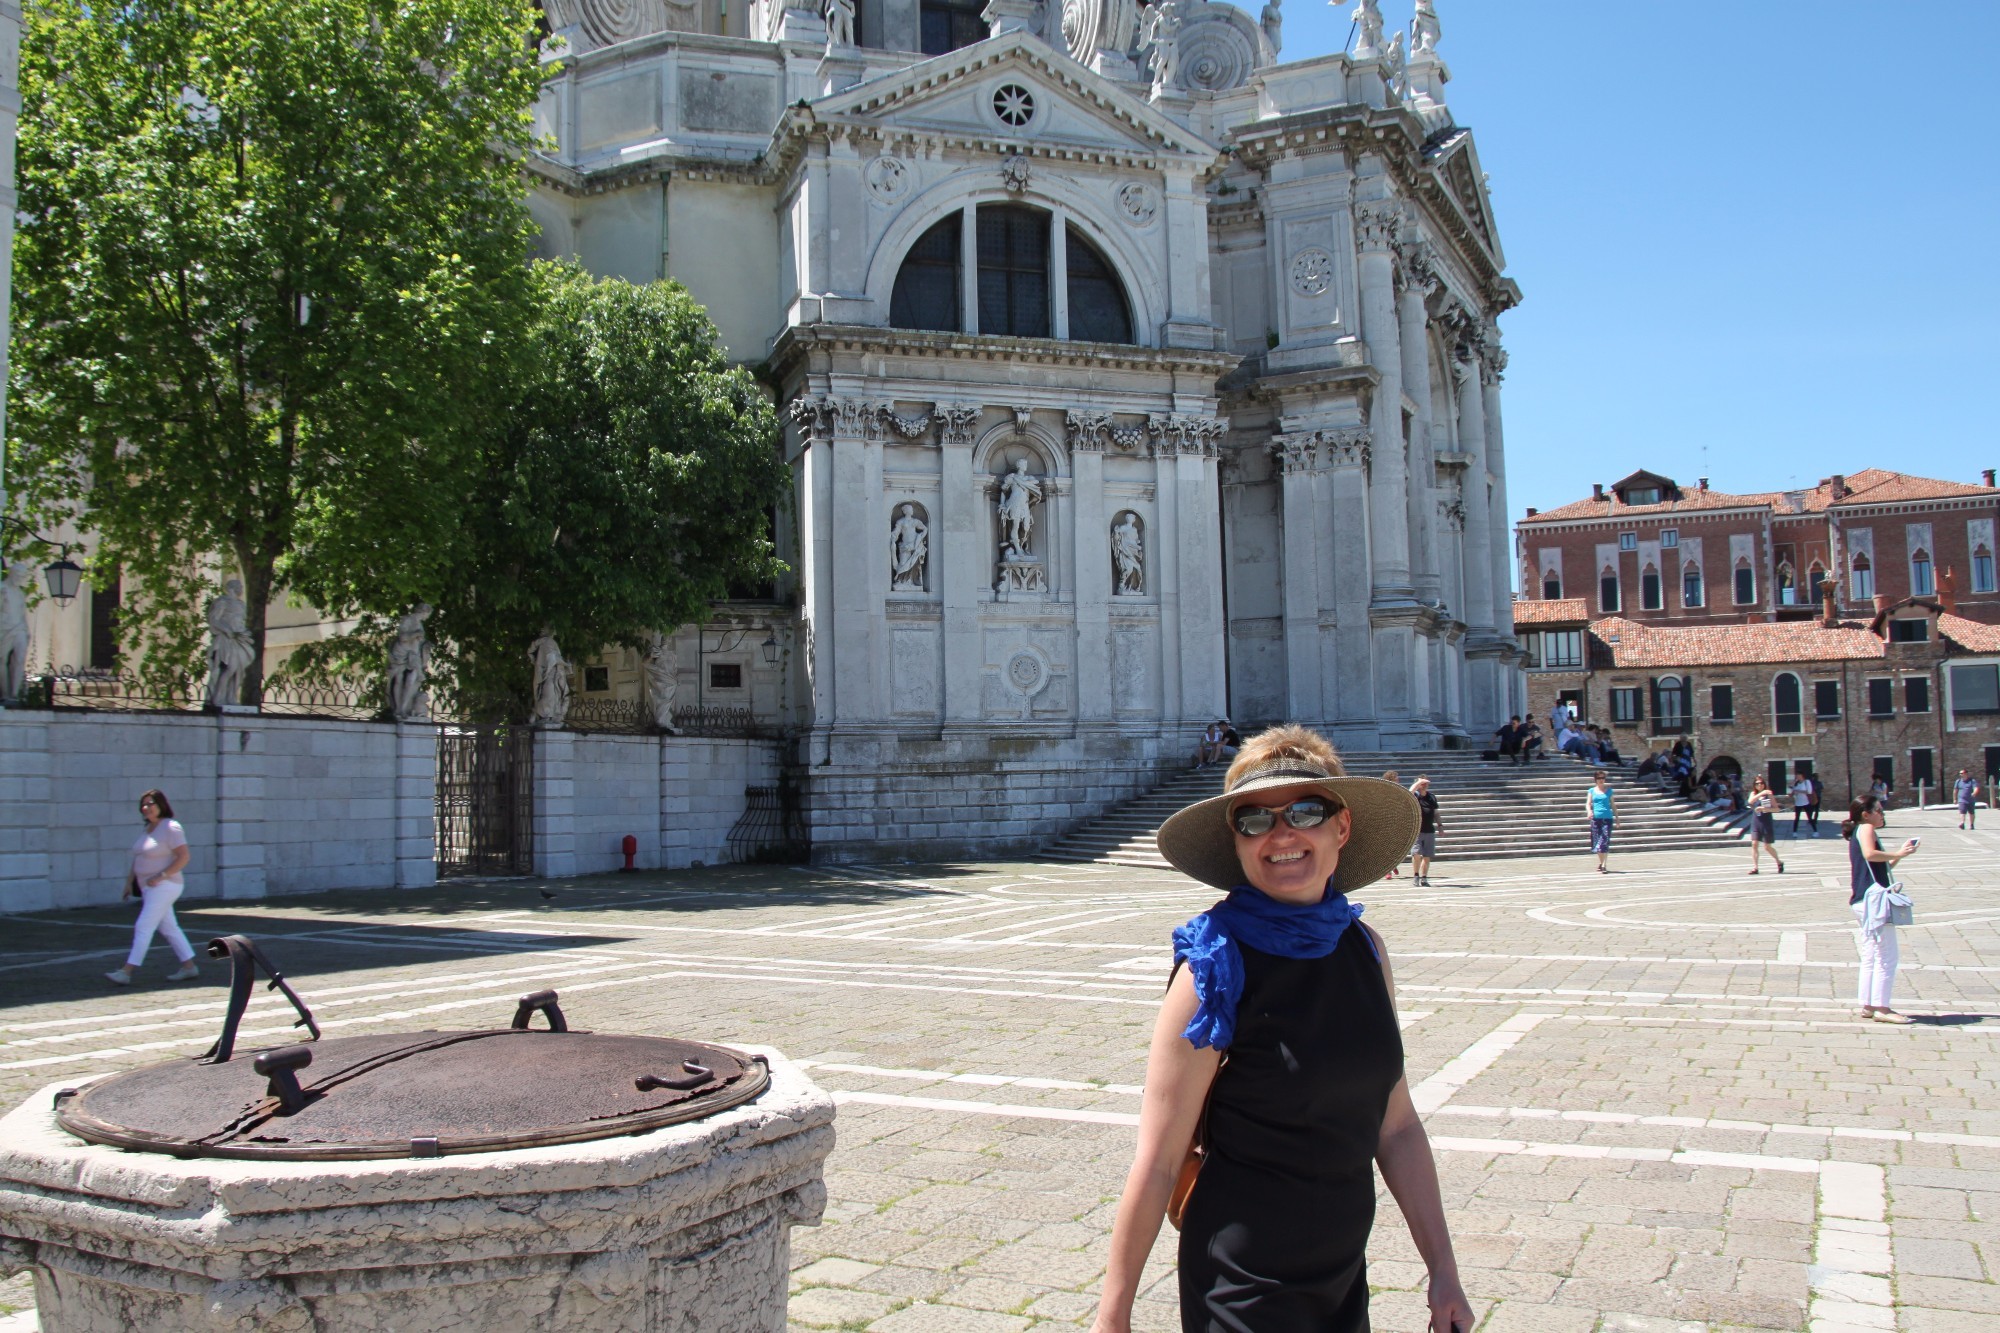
[105,969,132,986]
[165,961,199,982]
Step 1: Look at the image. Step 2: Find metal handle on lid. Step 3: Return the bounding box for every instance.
[511,989,568,1032]
[635,1061,713,1093]
[253,1046,314,1115]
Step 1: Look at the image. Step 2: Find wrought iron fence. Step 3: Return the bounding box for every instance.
[724,780,807,863]
[21,665,379,721]
[435,725,535,877]
[672,705,778,739]
[566,698,648,734]
[564,700,779,739]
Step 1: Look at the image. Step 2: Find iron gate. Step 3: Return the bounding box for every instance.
[435,725,534,878]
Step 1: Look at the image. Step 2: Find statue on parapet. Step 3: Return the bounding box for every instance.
[205,578,256,708]
[385,603,432,721]
[643,630,682,734]
[824,0,855,48]
[1260,0,1282,55]
[1412,0,1440,55]
[528,627,572,727]
[1141,0,1182,94]
[0,564,31,704]
[1347,0,1383,58]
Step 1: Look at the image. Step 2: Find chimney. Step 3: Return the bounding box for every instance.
[1872,593,1890,616]
[1592,483,1605,502]
[1820,587,1839,628]
[1828,474,1846,501]
[1984,468,1996,487]
[1525,507,1538,517]
[1697,477,1709,491]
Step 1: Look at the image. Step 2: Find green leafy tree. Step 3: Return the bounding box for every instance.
[5,0,547,699]
[425,261,788,715]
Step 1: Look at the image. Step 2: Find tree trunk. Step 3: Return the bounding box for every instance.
[236,547,276,707]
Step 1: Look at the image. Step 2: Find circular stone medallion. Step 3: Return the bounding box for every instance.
[1004,648,1051,698]
[1289,247,1336,297]
[864,155,910,202]
[1117,182,1159,226]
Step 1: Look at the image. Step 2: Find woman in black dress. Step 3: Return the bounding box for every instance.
[1092,725,1474,1333]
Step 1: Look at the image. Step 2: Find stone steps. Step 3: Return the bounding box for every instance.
[1041,750,1747,868]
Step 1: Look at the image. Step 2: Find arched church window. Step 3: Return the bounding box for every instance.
[889,213,961,332]
[920,0,986,55]
[1066,225,1133,344]
[978,204,1051,338]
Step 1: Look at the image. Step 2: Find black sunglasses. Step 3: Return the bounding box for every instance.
[1230,797,1336,838]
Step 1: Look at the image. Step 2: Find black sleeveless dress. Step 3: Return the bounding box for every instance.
[1177,925,1405,1331]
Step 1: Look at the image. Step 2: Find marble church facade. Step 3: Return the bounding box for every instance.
[527,0,1524,854]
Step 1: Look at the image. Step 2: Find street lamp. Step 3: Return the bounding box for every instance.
[761,635,778,666]
[0,521,86,607]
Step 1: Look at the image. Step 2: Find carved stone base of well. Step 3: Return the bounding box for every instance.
[0,1048,833,1333]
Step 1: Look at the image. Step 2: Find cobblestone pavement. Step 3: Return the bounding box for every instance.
[2,809,1996,1331]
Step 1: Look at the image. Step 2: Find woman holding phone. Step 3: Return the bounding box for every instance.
[1845,794,1917,1023]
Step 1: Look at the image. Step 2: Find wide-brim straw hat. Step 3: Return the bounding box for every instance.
[1156,757,1421,894]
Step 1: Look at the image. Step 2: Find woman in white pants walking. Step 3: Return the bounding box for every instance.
[106,789,198,986]
[1843,794,1916,1023]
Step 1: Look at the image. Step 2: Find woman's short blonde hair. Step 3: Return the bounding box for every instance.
[1223,723,1346,791]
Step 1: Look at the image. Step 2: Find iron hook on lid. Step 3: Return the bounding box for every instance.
[197,935,321,1065]
[635,1061,714,1093]
[511,989,568,1032]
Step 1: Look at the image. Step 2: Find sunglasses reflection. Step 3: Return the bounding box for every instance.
[1230,797,1336,838]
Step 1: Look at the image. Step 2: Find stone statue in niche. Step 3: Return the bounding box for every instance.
[385,603,433,721]
[890,503,929,592]
[1112,513,1144,596]
[528,627,572,727]
[643,630,682,733]
[997,458,1043,560]
[0,563,31,704]
[204,578,256,707]
[823,0,854,48]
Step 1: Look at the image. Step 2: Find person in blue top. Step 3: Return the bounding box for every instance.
[1954,769,1980,830]
[1093,725,1472,1333]
[1586,769,1615,873]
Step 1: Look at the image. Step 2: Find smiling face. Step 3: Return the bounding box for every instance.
[1230,781,1352,904]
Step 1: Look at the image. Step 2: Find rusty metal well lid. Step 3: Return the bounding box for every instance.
[53,941,768,1162]
[56,1028,768,1162]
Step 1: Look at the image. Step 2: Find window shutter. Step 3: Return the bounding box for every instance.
[1648,678,1659,723]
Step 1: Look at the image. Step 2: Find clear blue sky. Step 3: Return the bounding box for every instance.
[1270,0,2000,523]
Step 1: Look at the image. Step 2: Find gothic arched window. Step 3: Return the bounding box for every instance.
[1682,560,1703,608]
[889,213,962,332]
[1910,547,1934,597]
[1543,571,1562,600]
[1973,545,1995,594]
[1640,563,1662,611]
[1808,562,1829,602]
[1851,553,1874,600]
[1773,672,1803,734]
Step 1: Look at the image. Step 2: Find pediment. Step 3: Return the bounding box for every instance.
[1421,126,1503,265]
[809,32,1218,164]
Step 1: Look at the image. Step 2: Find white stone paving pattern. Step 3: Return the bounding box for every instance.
[0,807,1994,1331]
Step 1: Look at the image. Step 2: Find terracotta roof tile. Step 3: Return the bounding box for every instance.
[1511,597,1589,624]
[1589,616,1889,668]
[1522,467,1996,524]
[1940,613,2000,653]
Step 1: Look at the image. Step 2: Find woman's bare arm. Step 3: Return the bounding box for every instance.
[1090,967,1218,1333]
[1857,824,1912,865]
[1365,923,1474,1333]
[150,844,191,886]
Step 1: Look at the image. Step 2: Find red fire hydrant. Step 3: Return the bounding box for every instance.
[620,835,638,872]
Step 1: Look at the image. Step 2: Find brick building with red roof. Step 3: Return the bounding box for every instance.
[1516,467,2000,628]
[1517,594,2000,808]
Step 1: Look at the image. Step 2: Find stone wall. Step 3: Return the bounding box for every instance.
[0,712,786,912]
[0,711,434,914]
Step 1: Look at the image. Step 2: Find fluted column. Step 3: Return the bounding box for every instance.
[1452,329,1494,636]
[788,399,838,746]
[1069,414,1112,724]
[1272,433,1323,723]
[828,398,882,725]
[935,405,983,724]
[1397,242,1441,605]
[1324,429,1375,743]
[1354,198,1413,601]
[1481,333,1515,637]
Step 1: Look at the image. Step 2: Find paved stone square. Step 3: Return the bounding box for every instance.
[1,809,1995,1331]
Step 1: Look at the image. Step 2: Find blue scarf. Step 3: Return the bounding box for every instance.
[1171,882,1363,1050]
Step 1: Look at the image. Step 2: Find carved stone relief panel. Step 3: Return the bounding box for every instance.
[891,628,940,717]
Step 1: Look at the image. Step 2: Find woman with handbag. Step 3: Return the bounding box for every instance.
[105,789,199,986]
[1844,794,1917,1024]
[1090,725,1473,1333]
[1746,776,1784,874]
